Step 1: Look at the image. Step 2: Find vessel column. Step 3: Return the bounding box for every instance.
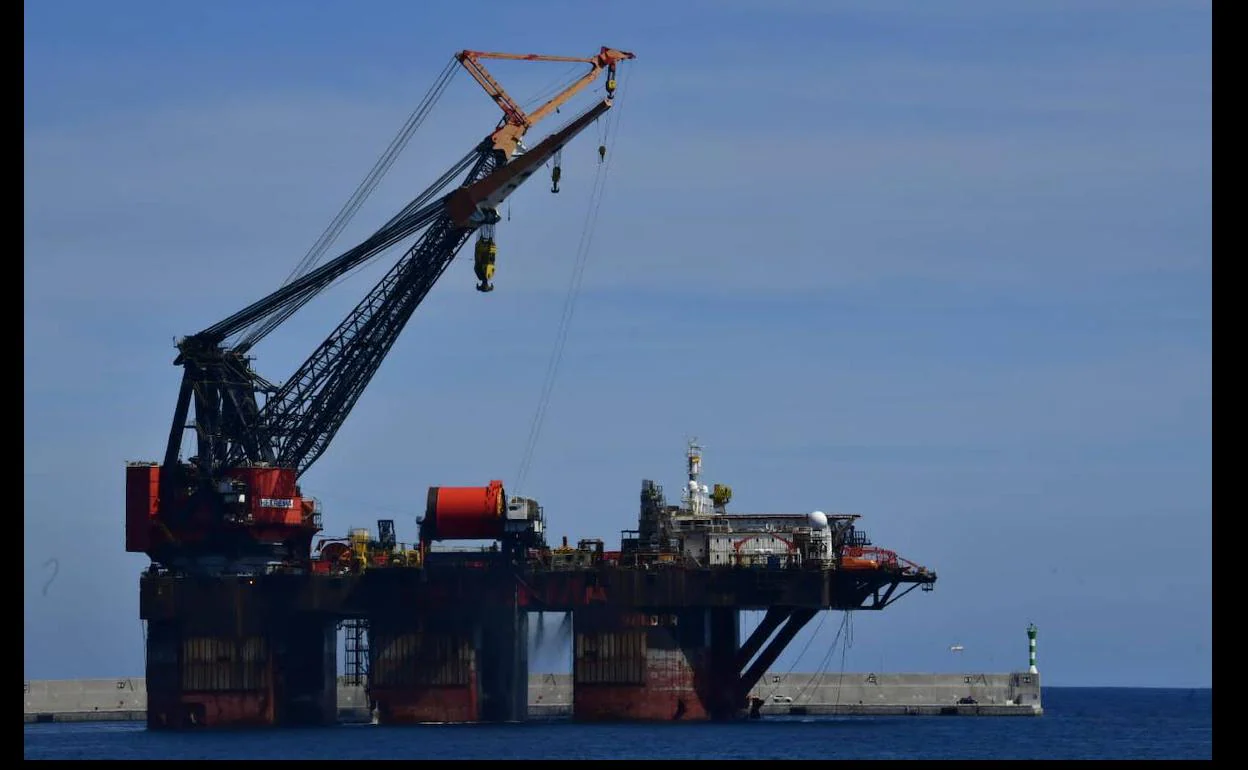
[140,574,338,729]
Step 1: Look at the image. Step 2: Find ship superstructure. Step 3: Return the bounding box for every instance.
[619,441,925,579]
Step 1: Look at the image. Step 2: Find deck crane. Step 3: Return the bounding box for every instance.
[125,46,635,574]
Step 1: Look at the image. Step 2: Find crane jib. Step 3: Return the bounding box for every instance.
[447,99,612,227]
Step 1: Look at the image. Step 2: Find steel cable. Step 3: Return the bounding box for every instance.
[234,58,459,349]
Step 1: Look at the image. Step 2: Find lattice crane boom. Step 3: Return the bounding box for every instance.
[128,46,634,572]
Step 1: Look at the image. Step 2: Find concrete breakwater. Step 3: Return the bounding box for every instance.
[24,672,1042,723]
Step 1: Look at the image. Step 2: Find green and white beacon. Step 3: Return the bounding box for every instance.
[1027,622,1038,674]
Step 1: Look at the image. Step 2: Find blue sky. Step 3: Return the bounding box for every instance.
[24,0,1210,687]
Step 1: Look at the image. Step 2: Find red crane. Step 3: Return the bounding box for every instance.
[125,46,635,575]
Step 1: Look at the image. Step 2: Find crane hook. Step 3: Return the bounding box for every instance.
[474,232,497,292]
[598,145,606,164]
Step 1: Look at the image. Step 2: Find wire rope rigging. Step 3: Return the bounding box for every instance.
[513,63,634,495]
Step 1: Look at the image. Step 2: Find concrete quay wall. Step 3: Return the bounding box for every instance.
[746,671,1042,713]
[24,672,1041,722]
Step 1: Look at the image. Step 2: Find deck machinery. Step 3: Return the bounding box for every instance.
[128,46,937,729]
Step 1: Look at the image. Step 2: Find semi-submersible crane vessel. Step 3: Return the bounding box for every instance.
[126,45,937,728]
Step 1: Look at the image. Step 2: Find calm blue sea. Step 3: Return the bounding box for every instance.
[23,687,1211,760]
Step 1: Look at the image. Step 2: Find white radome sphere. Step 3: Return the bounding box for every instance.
[809,510,829,529]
